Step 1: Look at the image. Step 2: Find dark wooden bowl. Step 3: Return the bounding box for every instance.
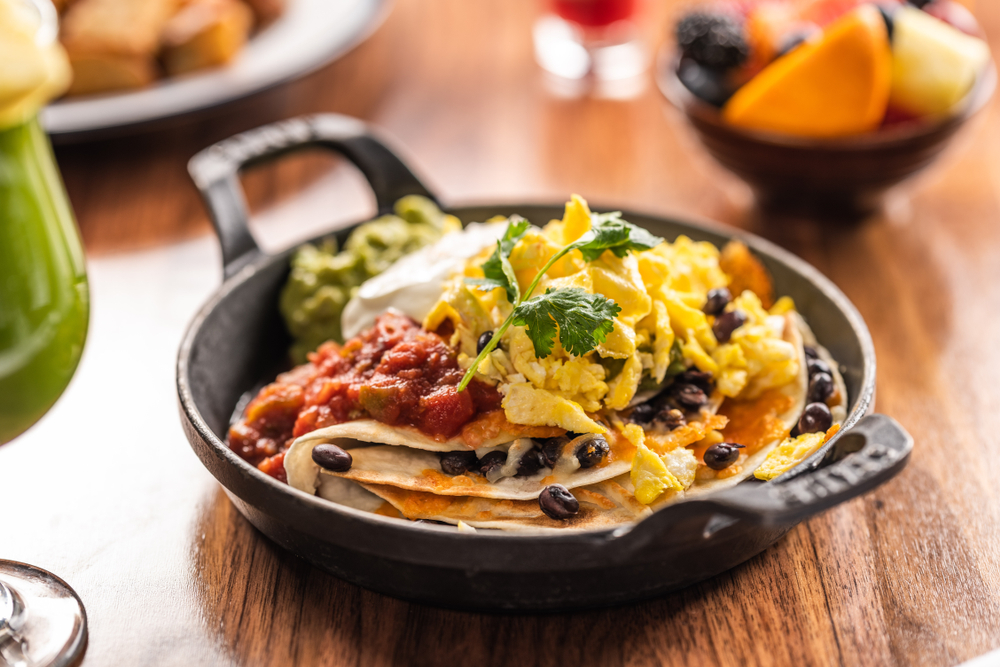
[657,51,997,218]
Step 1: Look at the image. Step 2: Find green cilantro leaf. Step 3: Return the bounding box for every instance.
[465,240,521,303]
[458,208,660,391]
[466,216,531,302]
[512,288,621,358]
[498,250,519,304]
[569,212,664,262]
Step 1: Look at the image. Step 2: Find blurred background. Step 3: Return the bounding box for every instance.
[48,0,997,255]
[4,0,999,665]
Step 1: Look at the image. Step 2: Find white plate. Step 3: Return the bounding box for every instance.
[42,0,389,139]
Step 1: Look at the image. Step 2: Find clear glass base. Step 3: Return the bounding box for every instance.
[533,14,648,89]
[0,562,86,667]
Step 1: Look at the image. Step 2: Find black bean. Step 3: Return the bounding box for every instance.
[808,372,834,403]
[477,331,494,355]
[674,368,714,392]
[539,484,580,520]
[630,403,657,424]
[703,287,732,316]
[478,450,507,476]
[539,437,568,468]
[798,402,833,434]
[677,56,736,107]
[647,390,675,411]
[312,444,353,472]
[440,450,478,476]
[703,442,745,470]
[516,448,544,477]
[804,345,819,360]
[713,309,747,343]
[672,384,708,410]
[654,408,686,431]
[574,435,609,468]
[807,357,832,378]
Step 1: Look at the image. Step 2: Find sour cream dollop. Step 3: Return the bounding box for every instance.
[340,221,506,339]
[0,0,71,129]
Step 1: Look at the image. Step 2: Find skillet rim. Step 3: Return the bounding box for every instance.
[176,200,876,541]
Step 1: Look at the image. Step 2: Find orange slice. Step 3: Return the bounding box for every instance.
[723,5,892,138]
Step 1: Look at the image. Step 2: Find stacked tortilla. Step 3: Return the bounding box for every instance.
[284,316,843,532]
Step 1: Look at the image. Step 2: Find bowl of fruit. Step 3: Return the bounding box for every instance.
[658,0,996,217]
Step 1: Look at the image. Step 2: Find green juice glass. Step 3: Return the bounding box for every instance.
[0,115,88,444]
[0,118,90,667]
[0,4,91,665]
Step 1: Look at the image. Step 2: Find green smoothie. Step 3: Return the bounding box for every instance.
[0,117,88,443]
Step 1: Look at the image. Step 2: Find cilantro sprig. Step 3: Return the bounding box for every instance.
[458,211,663,391]
[464,216,530,303]
[513,288,621,358]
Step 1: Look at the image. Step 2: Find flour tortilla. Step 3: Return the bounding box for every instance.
[316,438,634,500]
[360,476,651,533]
[315,475,385,512]
[285,417,560,496]
[288,314,841,528]
[653,312,843,507]
[292,394,722,501]
[293,417,550,453]
[791,311,849,425]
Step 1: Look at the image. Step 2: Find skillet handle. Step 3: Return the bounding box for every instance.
[621,414,912,546]
[187,114,438,279]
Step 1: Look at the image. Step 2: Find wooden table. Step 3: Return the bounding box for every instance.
[6,0,1000,665]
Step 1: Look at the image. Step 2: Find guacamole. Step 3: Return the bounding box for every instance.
[279,196,460,362]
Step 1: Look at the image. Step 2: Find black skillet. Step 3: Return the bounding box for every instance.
[177,114,912,612]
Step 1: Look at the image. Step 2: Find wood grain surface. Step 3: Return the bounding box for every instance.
[4,0,1000,665]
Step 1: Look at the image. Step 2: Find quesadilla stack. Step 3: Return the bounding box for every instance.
[230,196,848,532]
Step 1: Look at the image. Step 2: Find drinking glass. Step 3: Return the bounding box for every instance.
[0,2,90,664]
[533,0,648,82]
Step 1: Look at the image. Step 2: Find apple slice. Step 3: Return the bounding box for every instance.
[890,6,990,117]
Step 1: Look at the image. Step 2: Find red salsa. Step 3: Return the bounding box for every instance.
[228,311,502,481]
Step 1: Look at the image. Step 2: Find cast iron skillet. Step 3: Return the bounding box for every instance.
[177,114,913,612]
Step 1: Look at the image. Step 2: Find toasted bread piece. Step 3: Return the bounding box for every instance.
[61,0,180,56]
[60,0,179,94]
[241,0,285,26]
[161,0,253,76]
[65,54,156,96]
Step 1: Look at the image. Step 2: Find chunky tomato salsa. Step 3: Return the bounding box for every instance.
[228,311,501,481]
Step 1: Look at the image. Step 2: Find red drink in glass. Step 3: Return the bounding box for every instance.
[551,0,637,28]
[535,0,647,83]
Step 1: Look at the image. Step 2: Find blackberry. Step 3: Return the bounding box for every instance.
[676,12,749,71]
[677,58,736,107]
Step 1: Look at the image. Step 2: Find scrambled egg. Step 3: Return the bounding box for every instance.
[755,425,839,481]
[624,423,701,503]
[424,195,804,502]
[631,443,682,504]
